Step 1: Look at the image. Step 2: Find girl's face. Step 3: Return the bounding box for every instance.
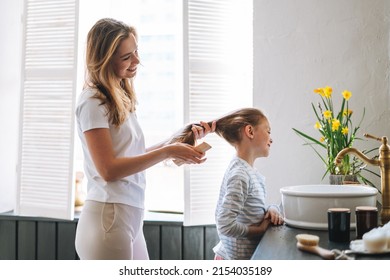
[111,33,140,80]
[252,118,273,157]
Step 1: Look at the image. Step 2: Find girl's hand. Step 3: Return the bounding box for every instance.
[265,207,284,225]
[191,121,216,140]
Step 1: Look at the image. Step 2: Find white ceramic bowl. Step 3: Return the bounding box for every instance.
[280,184,378,230]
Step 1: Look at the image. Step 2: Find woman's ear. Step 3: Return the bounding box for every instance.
[243,124,254,139]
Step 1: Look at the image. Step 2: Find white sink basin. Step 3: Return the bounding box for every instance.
[280,184,378,230]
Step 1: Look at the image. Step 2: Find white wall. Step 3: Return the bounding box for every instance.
[253,0,390,204]
[0,0,23,212]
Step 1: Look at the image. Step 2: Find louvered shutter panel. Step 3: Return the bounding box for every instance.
[184,0,253,225]
[16,0,79,220]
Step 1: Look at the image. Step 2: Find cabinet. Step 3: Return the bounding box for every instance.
[0,212,218,260]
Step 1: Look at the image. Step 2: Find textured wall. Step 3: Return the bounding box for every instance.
[253,0,390,204]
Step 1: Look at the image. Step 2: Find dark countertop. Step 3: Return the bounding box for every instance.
[251,224,390,260]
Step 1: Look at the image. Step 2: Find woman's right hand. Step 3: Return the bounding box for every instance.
[167,142,207,165]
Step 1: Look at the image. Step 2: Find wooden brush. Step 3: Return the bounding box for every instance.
[296,234,335,260]
[173,142,212,166]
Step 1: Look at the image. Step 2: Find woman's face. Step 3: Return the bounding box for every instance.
[111,33,140,80]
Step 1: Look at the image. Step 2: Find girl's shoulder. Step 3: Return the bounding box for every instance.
[225,157,265,186]
[225,158,251,181]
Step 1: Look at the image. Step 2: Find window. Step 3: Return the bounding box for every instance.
[183,0,253,225]
[17,0,78,220]
[17,0,253,225]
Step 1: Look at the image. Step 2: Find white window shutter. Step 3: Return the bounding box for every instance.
[184,0,253,226]
[16,0,79,220]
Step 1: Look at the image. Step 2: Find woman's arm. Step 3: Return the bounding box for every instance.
[85,128,205,182]
[146,121,216,152]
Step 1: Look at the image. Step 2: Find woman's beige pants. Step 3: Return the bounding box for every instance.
[75,200,149,260]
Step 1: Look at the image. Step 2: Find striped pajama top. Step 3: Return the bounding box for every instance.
[213,156,278,260]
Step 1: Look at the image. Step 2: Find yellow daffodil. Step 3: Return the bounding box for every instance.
[331,118,340,131]
[342,127,349,135]
[323,110,332,119]
[323,86,332,98]
[319,137,325,143]
[343,109,353,116]
[314,88,325,97]
[342,90,352,101]
[314,121,321,129]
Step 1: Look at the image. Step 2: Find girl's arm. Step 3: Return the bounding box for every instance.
[246,219,271,237]
[216,178,250,238]
[246,208,284,237]
[85,128,205,182]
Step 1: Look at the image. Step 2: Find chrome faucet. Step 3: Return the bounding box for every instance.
[335,134,390,225]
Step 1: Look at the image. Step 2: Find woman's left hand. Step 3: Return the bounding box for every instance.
[191,121,216,140]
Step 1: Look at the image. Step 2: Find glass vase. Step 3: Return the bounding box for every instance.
[329,174,359,185]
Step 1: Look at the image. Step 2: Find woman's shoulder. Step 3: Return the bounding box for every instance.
[76,87,107,116]
[78,87,99,102]
[77,88,104,108]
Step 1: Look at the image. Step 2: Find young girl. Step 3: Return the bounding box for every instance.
[212,108,284,260]
[171,108,284,260]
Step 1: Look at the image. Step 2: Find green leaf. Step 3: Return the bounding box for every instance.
[292,128,326,148]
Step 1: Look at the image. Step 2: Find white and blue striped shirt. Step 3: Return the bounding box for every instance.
[213,156,278,260]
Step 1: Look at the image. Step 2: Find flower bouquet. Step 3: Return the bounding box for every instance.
[293,86,377,184]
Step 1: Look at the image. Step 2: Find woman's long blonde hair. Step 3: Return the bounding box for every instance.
[85,18,137,126]
[169,108,266,145]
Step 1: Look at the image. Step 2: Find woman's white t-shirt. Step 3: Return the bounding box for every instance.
[76,88,146,209]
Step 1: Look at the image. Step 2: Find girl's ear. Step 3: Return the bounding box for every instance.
[243,124,254,139]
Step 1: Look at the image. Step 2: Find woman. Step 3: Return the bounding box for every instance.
[74,18,213,260]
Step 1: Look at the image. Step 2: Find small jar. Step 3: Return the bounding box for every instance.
[355,206,378,239]
[328,208,351,243]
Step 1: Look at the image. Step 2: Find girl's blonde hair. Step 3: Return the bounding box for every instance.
[169,108,267,145]
[85,18,138,126]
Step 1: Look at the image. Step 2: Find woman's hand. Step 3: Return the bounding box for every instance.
[168,142,207,164]
[191,121,216,140]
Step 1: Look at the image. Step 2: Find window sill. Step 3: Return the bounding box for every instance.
[0,209,184,225]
